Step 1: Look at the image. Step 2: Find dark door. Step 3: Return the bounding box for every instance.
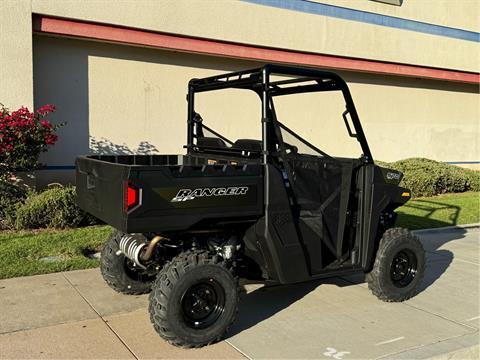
[276,124,355,274]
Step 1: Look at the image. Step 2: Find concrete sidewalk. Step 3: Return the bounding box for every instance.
[0,228,478,359]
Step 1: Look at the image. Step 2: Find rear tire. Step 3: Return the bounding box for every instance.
[366,227,425,302]
[100,231,155,295]
[149,250,238,348]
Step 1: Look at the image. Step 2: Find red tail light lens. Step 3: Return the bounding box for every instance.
[124,181,141,212]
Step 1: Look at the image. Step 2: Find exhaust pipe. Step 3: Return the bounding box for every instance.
[118,234,163,268]
[141,235,163,262]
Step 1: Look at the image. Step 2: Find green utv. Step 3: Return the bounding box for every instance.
[76,64,425,347]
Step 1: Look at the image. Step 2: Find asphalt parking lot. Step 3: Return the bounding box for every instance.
[0,227,478,359]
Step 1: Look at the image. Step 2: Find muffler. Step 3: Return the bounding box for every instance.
[117,234,163,268]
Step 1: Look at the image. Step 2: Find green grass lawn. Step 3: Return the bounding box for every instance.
[0,192,478,280]
[0,225,113,279]
[396,192,480,230]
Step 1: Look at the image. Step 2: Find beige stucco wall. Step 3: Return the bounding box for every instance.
[317,0,480,33]
[0,0,33,110]
[347,74,479,163]
[31,0,479,72]
[33,36,478,186]
[0,1,477,185]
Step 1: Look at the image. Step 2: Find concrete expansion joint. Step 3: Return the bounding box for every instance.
[225,340,254,360]
[0,320,80,336]
[413,223,480,234]
[61,272,140,359]
[403,302,479,333]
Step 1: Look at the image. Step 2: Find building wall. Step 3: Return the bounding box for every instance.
[316,0,479,32]
[33,35,478,185]
[0,0,478,186]
[0,0,33,110]
[31,0,479,72]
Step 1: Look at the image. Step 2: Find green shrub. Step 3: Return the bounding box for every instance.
[380,158,480,197]
[15,185,97,229]
[464,169,480,192]
[0,180,29,229]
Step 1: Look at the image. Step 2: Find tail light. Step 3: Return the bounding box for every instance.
[124,181,142,213]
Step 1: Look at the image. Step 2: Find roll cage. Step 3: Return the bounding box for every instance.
[186,64,373,164]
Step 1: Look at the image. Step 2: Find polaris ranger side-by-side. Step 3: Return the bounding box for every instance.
[76,64,425,348]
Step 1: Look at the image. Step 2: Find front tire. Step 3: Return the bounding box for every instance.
[100,231,155,295]
[149,250,238,348]
[366,227,425,302]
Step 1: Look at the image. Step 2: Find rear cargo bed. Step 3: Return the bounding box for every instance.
[76,154,263,233]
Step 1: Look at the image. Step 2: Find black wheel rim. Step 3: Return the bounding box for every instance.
[181,278,225,329]
[390,249,418,288]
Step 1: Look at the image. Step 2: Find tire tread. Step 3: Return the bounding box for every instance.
[100,231,153,295]
[366,227,426,302]
[148,250,239,348]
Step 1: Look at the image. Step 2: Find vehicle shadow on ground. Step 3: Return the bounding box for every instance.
[395,199,464,293]
[344,199,469,293]
[227,279,327,338]
[228,201,466,338]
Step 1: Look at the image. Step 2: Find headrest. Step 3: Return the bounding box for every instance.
[232,139,262,152]
[197,137,227,148]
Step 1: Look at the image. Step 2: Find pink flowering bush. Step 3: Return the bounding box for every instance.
[0,103,63,178]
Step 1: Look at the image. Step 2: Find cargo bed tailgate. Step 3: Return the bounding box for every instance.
[76,155,264,233]
[76,156,129,230]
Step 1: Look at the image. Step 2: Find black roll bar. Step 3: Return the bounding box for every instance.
[186,64,373,164]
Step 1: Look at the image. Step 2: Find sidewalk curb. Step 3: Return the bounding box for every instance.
[428,344,479,360]
[386,332,479,360]
[413,223,480,234]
